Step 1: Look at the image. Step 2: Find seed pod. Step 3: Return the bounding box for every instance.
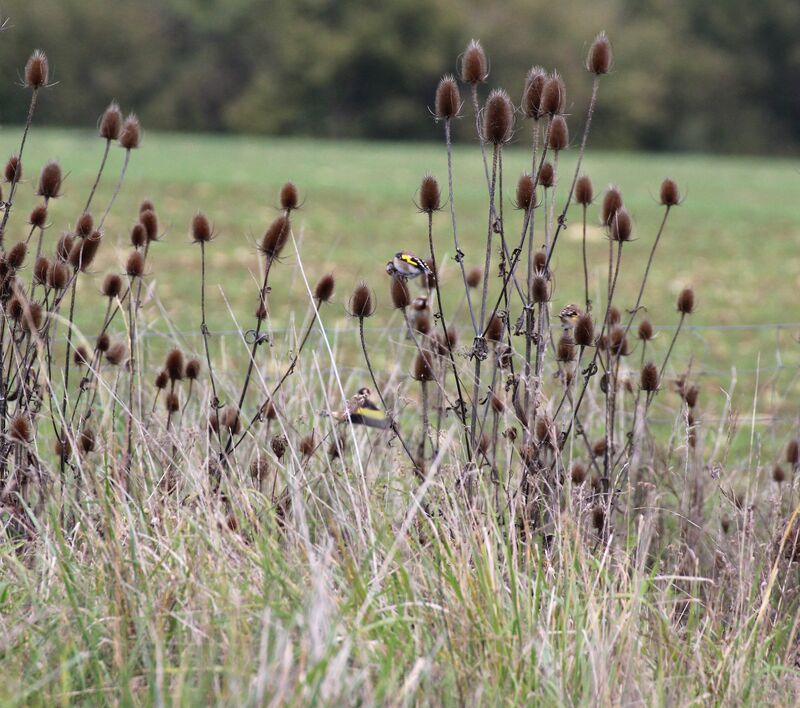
[10,413,33,443]
[139,199,155,214]
[575,175,593,205]
[119,114,141,149]
[548,115,569,151]
[515,173,536,211]
[660,178,680,207]
[773,465,785,484]
[165,392,180,413]
[186,359,201,380]
[260,215,290,259]
[96,333,110,353]
[413,351,435,381]
[165,348,184,381]
[349,282,375,318]
[47,261,70,290]
[220,406,241,435]
[7,295,25,320]
[76,212,94,238]
[99,102,122,140]
[25,50,49,89]
[4,155,21,183]
[609,326,629,356]
[786,439,799,466]
[130,223,147,248]
[271,434,287,459]
[54,233,72,263]
[587,32,612,75]
[155,370,169,389]
[531,275,549,303]
[591,506,605,531]
[608,307,621,326]
[486,314,504,342]
[21,303,43,333]
[601,186,623,225]
[522,66,547,119]
[684,385,699,408]
[390,276,411,309]
[677,288,695,315]
[105,342,127,366]
[435,75,461,119]
[279,182,299,211]
[640,362,659,391]
[539,162,554,188]
[299,434,315,457]
[461,39,488,84]
[69,231,102,271]
[638,320,654,341]
[419,174,441,213]
[592,438,606,458]
[490,393,505,414]
[261,401,277,421]
[7,242,26,269]
[37,161,62,199]
[73,345,90,366]
[102,273,123,299]
[415,313,431,335]
[571,463,586,485]
[33,256,49,284]
[610,208,632,242]
[126,250,145,278]
[575,313,594,347]
[541,72,566,115]
[191,212,212,243]
[139,209,158,242]
[482,89,514,145]
[535,416,551,442]
[466,267,482,288]
[533,250,547,272]
[314,273,335,302]
[29,204,47,228]
[557,335,575,362]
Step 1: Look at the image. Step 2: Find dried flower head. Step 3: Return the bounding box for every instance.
[165,348,184,381]
[541,72,566,115]
[74,345,90,366]
[587,32,613,75]
[271,434,287,460]
[102,273,123,299]
[575,175,593,205]
[640,362,659,391]
[29,204,47,228]
[773,464,786,484]
[76,212,93,238]
[280,182,299,211]
[139,199,155,214]
[4,155,21,183]
[155,370,169,390]
[539,162,554,188]
[260,215,290,259]
[466,267,482,288]
[299,433,315,457]
[186,359,201,380]
[575,313,594,347]
[486,313,504,342]
[462,39,488,84]
[419,174,441,213]
[482,89,514,145]
[349,281,375,318]
[99,102,122,140]
[608,307,621,326]
[435,75,461,119]
[609,326,629,356]
[532,275,549,303]
[610,208,633,242]
[125,250,145,279]
[119,114,141,149]
[105,342,127,366]
[37,161,62,199]
[390,276,411,309]
[522,66,547,119]
[601,186,623,225]
[571,463,587,485]
[191,212,212,243]
[557,335,576,362]
[638,319,654,341]
[514,173,536,211]
[165,392,180,413]
[69,231,102,271]
[314,273,335,302]
[220,406,241,435]
[591,505,605,532]
[10,413,33,443]
[33,256,49,284]
[548,115,569,151]
[96,333,110,352]
[786,439,799,466]
[677,288,695,314]
[7,242,26,269]
[139,209,158,242]
[413,351,435,381]
[22,303,43,333]
[47,261,70,290]
[25,50,49,89]
[414,313,432,335]
[130,223,147,248]
[490,393,505,414]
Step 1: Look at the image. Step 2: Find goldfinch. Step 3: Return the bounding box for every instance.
[326,387,390,429]
[386,251,430,280]
[559,304,582,333]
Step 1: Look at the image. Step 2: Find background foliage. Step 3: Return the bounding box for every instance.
[1,0,799,153]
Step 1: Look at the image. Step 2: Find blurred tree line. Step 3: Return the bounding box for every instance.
[0,0,798,153]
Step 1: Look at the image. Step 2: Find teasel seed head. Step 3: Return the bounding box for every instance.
[22,303,42,333]
[435,75,461,119]
[541,72,566,115]
[76,212,94,238]
[413,351,435,381]
[10,413,33,443]
[186,359,201,380]
[33,256,49,284]
[119,114,141,149]
[477,433,490,455]
[7,242,26,269]
[490,393,505,414]
[640,362,659,391]
[539,162,554,188]
[575,175,593,205]
[415,313,431,335]
[482,89,514,145]
[608,307,621,326]
[533,249,547,273]
[55,233,73,262]
[69,231,102,271]
[165,392,180,414]
[4,155,21,183]
[609,326,629,356]
[610,208,633,242]
[314,273,335,303]
[532,274,549,303]
[279,182,299,211]
[165,348,184,381]
[390,276,411,309]
[105,342,127,366]
[7,294,25,321]
[299,433,315,457]
[461,39,488,84]
[466,267,482,288]
[418,174,441,213]
[139,209,158,242]
[139,199,155,214]
[47,261,70,290]
[773,464,786,484]
[220,406,241,435]
[514,173,537,211]
[786,439,799,466]
[125,249,146,278]
[591,505,605,532]
[271,434,287,460]
[99,102,122,140]
[677,287,695,315]
[575,313,594,347]
[557,334,576,362]
[637,319,654,341]
[548,115,569,151]
[74,345,90,366]
[191,212,213,243]
[571,463,586,485]
[486,313,504,342]
[535,415,552,443]
[96,333,110,353]
[684,385,699,408]
[37,161,62,199]
[601,186,623,225]
[25,50,49,89]
[102,273,123,299]
[446,325,458,346]
[130,223,147,248]
[260,215,290,260]
[660,178,681,207]
[587,32,613,75]
[29,204,47,229]
[349,281,375,318]
[522,66,547,119]
[261,400,277,421]
[154,370,169,390]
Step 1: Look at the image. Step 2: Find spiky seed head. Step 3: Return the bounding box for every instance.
[25,50,49,88]
[477,433,490,454]
[76,212,93,237]
[139,199,155,214]
[47,261,70,290]
[154,370,169,389]
[541,72,566,115]
[637,319,654,341]
[74,345,90,366]
[435,75,461,119]
[466,267,482,288]
[446,325,458,346]
[591,506,605,531]
[490,393,505,413]
[299,434,315,457]
[573,314,593,346]
[10,413,33,443]
[102,273,123,299]
[610,208,632,242]
[69,231,102,271]
[261,401,277,420]
[4,155,21,183]
[99,102,122,140]
[21,303,43,333]
[279,182,299,211]
[29,204,47,228]
[33,256,49,284]
[571,463,586,485]
[684,385,699,408]
[130,223,147,248]
[314,273,335,302]
[7,242,26,269]
[419,174,441,213]
[587,31,613,75]
[185,359,201,380]
[773,464,786,484]
[515,173,536,211]
[349,281,375,318]
[119,114,141,149]
[609,326,629,356]
[539,162,554,188]
[660,178,681,207]
[677,287,695,314]
[533,249,547,272]
[96,333,110,352]
[608,306,621,326]
[413,351,435,381]
[575,175,593,205]
[37,161,62,199]
[557,335,576,362]
[462,39,488,84]
[786,439,799,466]
[125,251,145,278]
[220,406,241,435]
[139,209,158,242]
[483,89,514,145]
[548,115,569,151]
[105,342,127,366]
[415,313,431,335]
[640,362,659,391]
[260,215,290,259]
[535,416,550,442]
[191,212,212,243]
[7,295,25,321]
[165,392,180,413]
[601,186,623,225]
[486,313,504,342]
[532,275,549,303]
[390,276,411,309]
[522,66,547,119]
[271,434,287,459]
[165,348,184,381]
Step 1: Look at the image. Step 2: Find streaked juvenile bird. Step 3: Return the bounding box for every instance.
[559,304,582,332]
[325,387,390,429]
[386,251,431,280]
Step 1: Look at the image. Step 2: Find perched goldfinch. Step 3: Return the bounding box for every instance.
[559,304,582,333]
[386,251,430,280]
[326,387,390,429]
